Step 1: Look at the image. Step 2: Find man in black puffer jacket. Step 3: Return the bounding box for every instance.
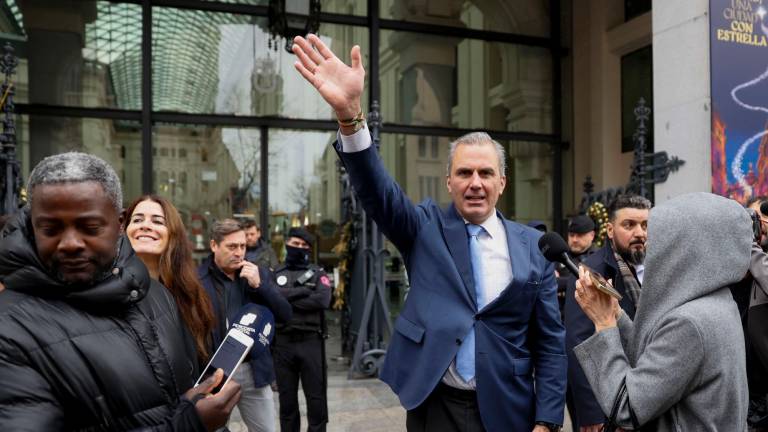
[0,152,241,431]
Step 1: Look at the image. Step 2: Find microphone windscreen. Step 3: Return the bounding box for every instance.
[230,304,275,356]
[760,200,768,217]
[537,232,570,263]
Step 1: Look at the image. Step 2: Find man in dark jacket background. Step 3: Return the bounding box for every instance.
[244,219,278,270]
[0,152,240,431]
[556,215,596,317]
[564,194,650,431]
[199,218,291,432]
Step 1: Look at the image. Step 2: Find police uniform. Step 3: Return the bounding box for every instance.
[560,214,595,428]
[272,228,332,432]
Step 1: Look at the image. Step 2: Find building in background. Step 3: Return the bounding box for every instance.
[5,0,721,316]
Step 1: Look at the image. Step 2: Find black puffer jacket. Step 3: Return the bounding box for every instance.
[0,209,206,432]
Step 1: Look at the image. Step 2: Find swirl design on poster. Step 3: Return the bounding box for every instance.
[731,6,768,189]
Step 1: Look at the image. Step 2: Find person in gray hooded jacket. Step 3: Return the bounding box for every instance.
[573,192,750,431]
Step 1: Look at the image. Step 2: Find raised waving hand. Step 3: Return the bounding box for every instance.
[292,34,365,121]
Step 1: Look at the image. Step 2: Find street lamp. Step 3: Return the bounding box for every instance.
[0,43,19,215]
[268,0,321,53]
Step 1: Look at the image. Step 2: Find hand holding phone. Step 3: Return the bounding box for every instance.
[184,369,241,431]
[196,328,254,394]
[580,263,622,300]
[575,265,620,332]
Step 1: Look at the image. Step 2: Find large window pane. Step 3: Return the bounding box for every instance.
[9,1,142,108]
[377,133,450,206]
[381,0,550,37]
[153,123,262,256]
[267,129,340,264]
[152,8,368,118]
[323,0,367,15]
[17,115,142,204]
[621,45,653,153]
[203,0,366,15]
[497,140,554,229]
[380,30,552,133]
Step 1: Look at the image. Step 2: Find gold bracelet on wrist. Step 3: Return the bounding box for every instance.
[337,110,365,127]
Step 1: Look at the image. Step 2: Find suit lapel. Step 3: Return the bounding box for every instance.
[602,245,619,277]
[502,214,529,292]
[441,204,477,309]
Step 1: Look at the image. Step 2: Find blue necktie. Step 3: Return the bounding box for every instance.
[456,223,485,382]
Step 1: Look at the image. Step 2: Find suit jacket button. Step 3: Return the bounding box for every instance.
[455,338,461,345]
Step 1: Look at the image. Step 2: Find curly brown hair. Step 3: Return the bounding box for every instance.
[124,195,214,362]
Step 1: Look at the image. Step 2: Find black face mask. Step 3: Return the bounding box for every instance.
[285,245,310,267]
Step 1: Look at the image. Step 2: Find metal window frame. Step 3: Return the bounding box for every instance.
[14,0,565,229]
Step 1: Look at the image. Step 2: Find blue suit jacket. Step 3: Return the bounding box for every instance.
[564,243,638,428]
[337,145,566,431]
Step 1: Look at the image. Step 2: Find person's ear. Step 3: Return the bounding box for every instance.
[118,210,126,234]
[606,222,615,240]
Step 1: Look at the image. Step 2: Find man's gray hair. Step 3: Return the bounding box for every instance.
[210,218,244,244]
[446,132,507,177]
[27,152,123,213]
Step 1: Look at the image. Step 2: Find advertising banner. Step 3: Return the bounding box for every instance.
[711,0,768,201]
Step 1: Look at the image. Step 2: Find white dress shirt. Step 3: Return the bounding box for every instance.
[443,212,513,389]
[340,127,515,390]
[338,124,371,152]
[469,212,514,307]
[635,264,645,284]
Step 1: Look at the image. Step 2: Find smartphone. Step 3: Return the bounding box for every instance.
[195,328,254,394]
[580,263,623,301]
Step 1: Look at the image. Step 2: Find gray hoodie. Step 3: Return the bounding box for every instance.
[574,192,750,431]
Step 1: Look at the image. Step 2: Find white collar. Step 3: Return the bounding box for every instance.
[463,211,503,239]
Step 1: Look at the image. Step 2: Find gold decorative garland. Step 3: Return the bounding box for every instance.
[587,202,609,248]
[330,221,353,310]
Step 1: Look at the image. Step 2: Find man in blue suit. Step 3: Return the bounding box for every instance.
[292,34,566,432]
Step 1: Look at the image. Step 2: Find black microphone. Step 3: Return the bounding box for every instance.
[538,232,580,275]
[760,200,768,216]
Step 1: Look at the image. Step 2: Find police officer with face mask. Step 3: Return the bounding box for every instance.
[272,227,332,432]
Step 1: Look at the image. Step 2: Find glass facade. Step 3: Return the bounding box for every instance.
[202,0,368,15]
[380,0,550,37]
[151,123,262,256]
[3,0,562,313]
[17,115,143,201]
[151,9,369,118]
[9,2,143,109]
[380,30,552,133]
[621,45,653,154]
[267,129,340,264]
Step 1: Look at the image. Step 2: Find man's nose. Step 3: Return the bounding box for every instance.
[633,225,648,239]
[469,171,482,188]
[58,229,85,253]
